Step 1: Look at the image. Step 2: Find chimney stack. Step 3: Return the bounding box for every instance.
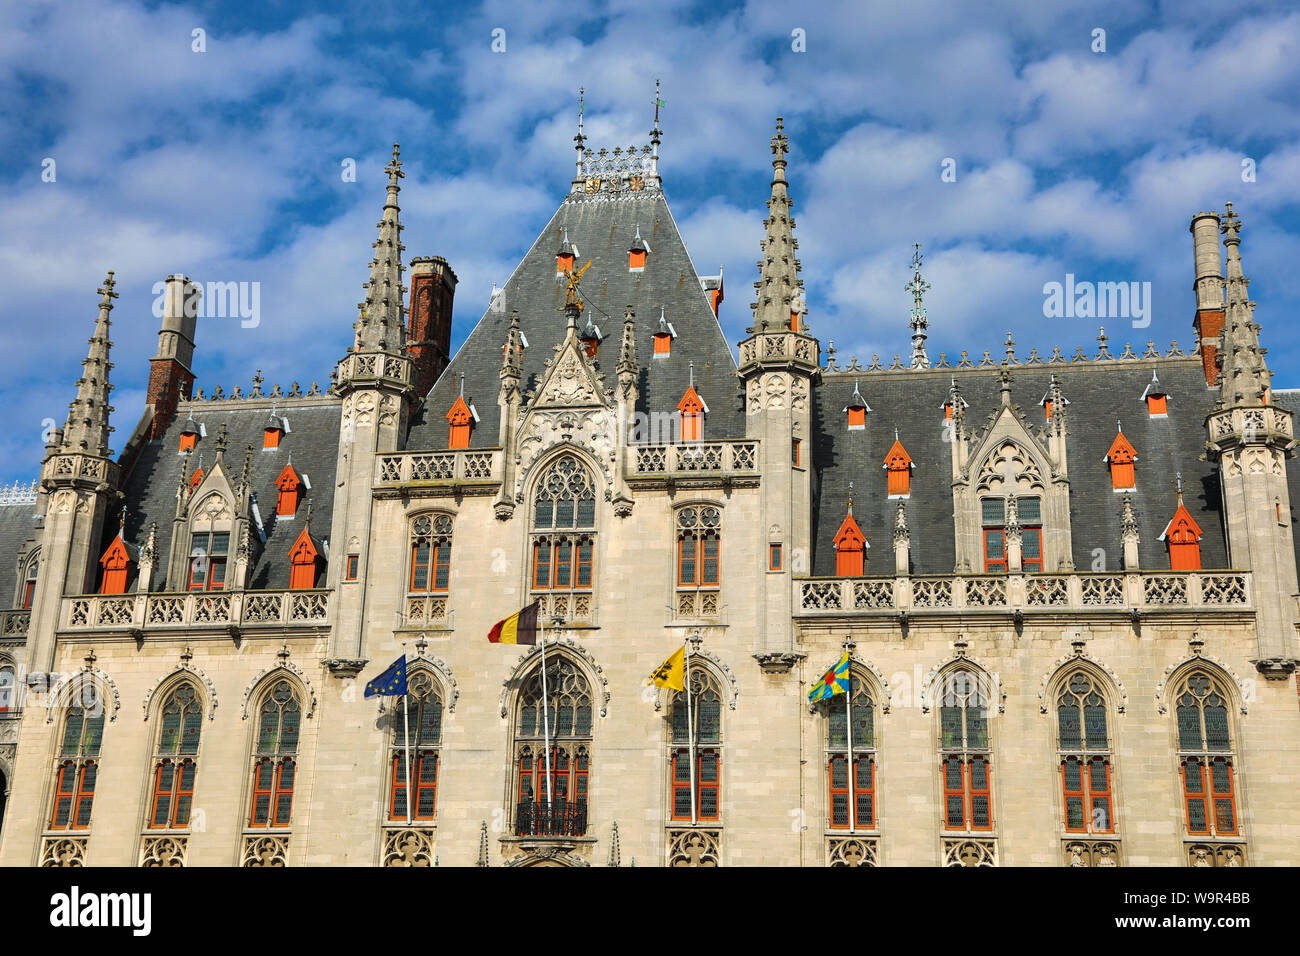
[146,275,199,438]
[408,256,458,404]
[1190,212,1225,386]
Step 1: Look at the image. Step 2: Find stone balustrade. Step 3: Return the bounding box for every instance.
[796,571,1251,616]
[376,449,501,486]
[0,609,30,637]
[61,589,331,633]
[628,441,759,477]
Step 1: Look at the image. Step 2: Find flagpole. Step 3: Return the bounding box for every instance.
[539,610,553,808]
[686,635,697,827]
[403,688,413,824]
[846,665,856,832]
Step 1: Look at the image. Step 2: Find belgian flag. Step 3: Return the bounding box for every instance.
[488,601,540,645]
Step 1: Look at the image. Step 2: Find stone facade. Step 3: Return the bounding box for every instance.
[0,122,1298,867]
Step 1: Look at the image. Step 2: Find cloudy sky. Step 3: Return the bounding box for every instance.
[2,0,1298,483]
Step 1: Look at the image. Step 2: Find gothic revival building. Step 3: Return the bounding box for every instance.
[0,117,1298,867]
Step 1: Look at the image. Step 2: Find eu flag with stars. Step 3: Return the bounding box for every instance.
[364,656,408,698]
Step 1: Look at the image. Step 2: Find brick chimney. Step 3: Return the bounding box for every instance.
[408,256,457,402]
[1190,212,1225,386]
[146,275,199,438]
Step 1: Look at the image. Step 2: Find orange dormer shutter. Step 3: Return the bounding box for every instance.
[1147,394,1168,416]
[288,527,320,589]
[447,395,472,449]
[1162,503,1203,571]
[833,510,866,576]
[189,468,205,489]
[847,406,866,429]
[180,432,197,452]
[709,287,723,317]
[883,438,913,497]
[263,427,282,449]
[628,249,647,270]
[653,332,672,356]
[99,536,132,595]
[1044,400,1054,420]
[275,464,302,517]
[678,386,705,442]
[1105,431,1138,491]
[557,252,574,274]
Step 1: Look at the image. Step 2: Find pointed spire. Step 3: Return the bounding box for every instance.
[501,310,523,381]
[893,499,909,544]
[574,86,586,180]
[617,307,638,377]
[354,144,406,353]
[1121,492,1139,538]
[907,242,931,369]
[1218,202,1272,404]
[62,271,117,457]
[751,117,804,331]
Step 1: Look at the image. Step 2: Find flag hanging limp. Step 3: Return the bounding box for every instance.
[488,601,540,645]
[808,652,851,702]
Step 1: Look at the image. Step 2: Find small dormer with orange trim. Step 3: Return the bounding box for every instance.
[653,307,676,358]
[678,378,707,442]
[1104,425,1138,491]
[1039,385,1070,421]
[98,531,138,595]
[845,381,869,430]
[188,456,206,489]
[1141,371,1168,417]
[833,498,868,576]
[1160,483,1203,570]
[288,526,324,589]
[275,463,303,517]
[263,407,289,449]
[883,433,914,497]
[628,225,650,272]
[178,415,202,453]
[699,268,724,317]
[942,388,968,422]
[556,229,577,277]
[446,386,478,449]
[580,317,602,358]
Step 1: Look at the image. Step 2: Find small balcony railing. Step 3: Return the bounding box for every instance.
[515,801,588,838]
[60,589,331,633]
[375,449,501,486]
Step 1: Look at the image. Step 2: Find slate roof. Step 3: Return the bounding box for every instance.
[811,358,1229,575]
[0,503,37,609]
[112,399,342,591]
[407,189,744,450]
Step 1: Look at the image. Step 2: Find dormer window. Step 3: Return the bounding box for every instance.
[699,269,724,317]
[1161,502,1203,571]
[446,394,476,450]
[98,535,135,595]
[1142,372,1168,417]
[189,468,205,489]
[275,464,302,517]
[628,226,650,272]
[179,417,201,453]
[654,309,676,358]
[883,436,913,498]
[833,506,867,576]
[678,386,706,442]
[288,527,323,589]
[263,412,288,449]
[556,230,578,276]
[845,382,869,430]
[188,531,228,591]
[1038,387,1069,421]
[580,319,602,358]
[1104,429,1137,492]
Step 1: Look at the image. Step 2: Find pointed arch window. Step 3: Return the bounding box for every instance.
[248,680,301,829]
[1175,671,1238,837]
[1056,671,1115,834]
[823,672,877,830]
[50,696,105,830]
[669,664,722,823]
[409,514,453,593]
[147,683,203,829]
[981,496,1041,573]
[0,659,14,713]
[514,657,591,837]
[676,506,721,589]
[21,554,38,609]
[938,669,994,832]
[388,670,443,822]
[530,456,596,595]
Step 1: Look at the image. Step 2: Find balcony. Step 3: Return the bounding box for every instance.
[60,589,331,633]
[375,449,501,488]
[514,801,588,838]
[627,441,759,483]
[0,609,30,637]
[796,571,1252,617]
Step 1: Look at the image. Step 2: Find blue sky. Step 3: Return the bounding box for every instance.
[2,0,1299,483]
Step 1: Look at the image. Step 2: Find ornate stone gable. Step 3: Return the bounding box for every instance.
[964,403,1056,492]
[529,337,612,411]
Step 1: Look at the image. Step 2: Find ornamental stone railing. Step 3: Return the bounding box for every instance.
[1206,404,1294,445]
[375,449,502,486]
[61,589,331,633]
[628,441,759,478]
[796,571,1251,615]
[737,332,819,369]
[0,609,31,637]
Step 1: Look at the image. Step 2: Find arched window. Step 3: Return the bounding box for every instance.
[1174,670,1238,837]
[188,531,229,591]
[514,656,591,837]
[388,670,443,823]
[824,673,876,830]
[148,683,203,829]
[938,668,994,832]
[676,506,721,620]
[530,457,596,596]
[409,514,452,594]
[0,660,15,713]
[248,680,301,829]
[669,665,722,823]
[21,554,38,609]
[1056,671,1114,834]
[50,693,105,830]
